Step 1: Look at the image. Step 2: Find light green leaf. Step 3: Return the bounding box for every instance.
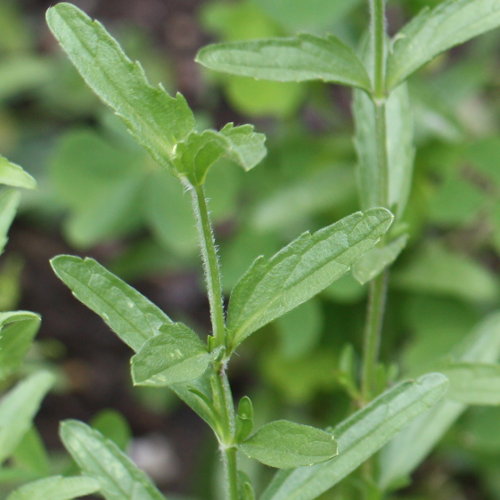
[0,156,36,189]
[0,190,21,256]
[60,420,165,500]
[0,310,41,383]
[378,312,500,490]
[196,34,371,90]
[388,0,500,88]
[173,123,266,185]
[131,323,210,386]
[46,3,195,170]
[236,396,254,441]
[261,373,449,500]
[7,476,100,500]
[227,208,393,351]
[240,420,338,469]
[0,371,55,464]
[352,234,408,285]
[353,82,414,217]
[12,427,50,476]
[50,255,172,352]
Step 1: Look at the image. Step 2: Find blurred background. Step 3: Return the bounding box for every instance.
[1,0,500,498]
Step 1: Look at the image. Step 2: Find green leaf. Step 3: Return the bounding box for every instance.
[50,255,172,352]
[352,234,408,285]
[0,311,41,382]
[240,420,338,469]
[196,34,371,91]
[378,312,500,490]
[353,82,415,217]
[7,476,100,500]
[60,420,165,500]
[0,371,55,464]
[261,373,449,500]
[91,410,131,451]
[173,123,266,185]
[0,156,36,189]
[235,396,254,441]
[46,3,195,170]
[131,323,211,386]
[227,208,393,350]
[12,427,50,476]
[388,0,500,88]
[0,190,21,256]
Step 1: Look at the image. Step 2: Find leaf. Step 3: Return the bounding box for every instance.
[0,190,21,256]
[50,255,172,352]
[91,410,131,451]
[173,124,266,185]
[46,3,195,171]
[353,82,415,217]
[196,34,371,91]
[0,156,36,189]
[240,420,338,469]
[439,362,500,405]
[131,323,211,386]
[226,208,393,350]
[388,0,500,88]
[12,427,50,476]
[0,371,55,464]
[7,476,100,500]
[60,420,165,500]
[378,312,500,490]
[235,396,254,441]
[352,234,408,285]
[261,373,449,500]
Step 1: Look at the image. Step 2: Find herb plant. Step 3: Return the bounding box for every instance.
[37,1,500,499]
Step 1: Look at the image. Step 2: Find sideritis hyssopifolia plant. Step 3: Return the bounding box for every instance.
[35,2,500,500]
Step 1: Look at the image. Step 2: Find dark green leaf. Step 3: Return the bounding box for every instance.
[240,420,338,469]
[50,255,172,352]
[12,427,50,476]
[196,34,371,90]
[7,476,100,500]
[91,410,131,451]
[60,420,165,500]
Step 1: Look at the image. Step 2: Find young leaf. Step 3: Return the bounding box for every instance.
[0,190,20,255]
[353,82,414,217]
[6,476,100,500]
[50,255,172,352]
[261,373,448,500]
[440,362,500,405]
[227,208,393,350]
[240,420,338,469]
[173,124,266,186]
[352,234,408,285]
[378,312,500,490]
[0,155,36,189]
[46,2,195,171]
[235,396,254,441]
[131,323,211,386]
[388,0,500,89]
[0,371,55,464]
[196,34,371,91]
[60,420,165,500]
[0,311,41,382]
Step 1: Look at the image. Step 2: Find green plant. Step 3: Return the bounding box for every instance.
[36,2,500,499]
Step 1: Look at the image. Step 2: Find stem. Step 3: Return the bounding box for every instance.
[222,435,239,500]
[370,0,386,100]
[190,183,226,348]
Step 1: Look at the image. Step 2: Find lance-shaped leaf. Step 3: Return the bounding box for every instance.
[0,371,55,464]
[196,34,371,91]
[0,311,41,382]
[440,362,500,405]
[0,190,20,256]
[0,156,36,189]
[378,312,500,490]
[261,373,448,500]
[7,476,100,500]
[352,234,408,285]
[353,82,414,217]
[46,3,195,170]
[388,0,500,89]
[173,123,266,185]
[60,420,165,500]
[50,255,172,352]
[240,420,338,469]
[227,208,393,350]
[131,323,211,386]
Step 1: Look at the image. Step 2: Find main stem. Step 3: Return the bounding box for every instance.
[361,0,389,401]
[189,182,239,500]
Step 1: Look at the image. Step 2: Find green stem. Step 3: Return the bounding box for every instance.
[370,0,386,100]
[190,183,226,348]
